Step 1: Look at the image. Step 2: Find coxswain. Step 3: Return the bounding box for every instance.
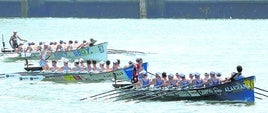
[9,31,27,49]
[229,65,244,81]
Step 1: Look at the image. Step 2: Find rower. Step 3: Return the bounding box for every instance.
[88,38,97,46]
[79,58,86,71]
[207,71,220,87]
[161,72,168,83]
[105,60,112,72]
[66,40,74,51]
[151,72,164,88]
[98,61,106,72]
[138,70,150,88]
[72,59,82,72]
[166,73,179,88]
[60,58,71,72]
[193,72,204,88]
[50,59,60,72]
[85,60,92,72]
[9,31,27,50]
[179,73,190,89]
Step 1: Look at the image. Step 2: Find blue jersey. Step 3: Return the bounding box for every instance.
[193,79,203,88]
[154,79,164,88]
[141,78,150,88]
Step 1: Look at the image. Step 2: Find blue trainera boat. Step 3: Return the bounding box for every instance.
[1,62,148,83]
[112,76,255,103]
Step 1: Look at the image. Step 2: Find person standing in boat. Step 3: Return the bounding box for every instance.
[9,31,27,50]
[39,44,49,71]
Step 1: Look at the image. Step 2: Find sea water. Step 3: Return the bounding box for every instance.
[0,18,268,113]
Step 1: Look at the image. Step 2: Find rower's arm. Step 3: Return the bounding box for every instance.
[17,36,27,42]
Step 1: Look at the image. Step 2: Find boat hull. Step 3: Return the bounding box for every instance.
[114,76,255,103]
[1,42,108,62]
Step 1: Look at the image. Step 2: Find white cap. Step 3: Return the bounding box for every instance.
[100,61,105,65]
[61,57,69,63]
[74,59,79,63]
[168,73,174,77]
[79,58,84,62]
[179,73,185,77]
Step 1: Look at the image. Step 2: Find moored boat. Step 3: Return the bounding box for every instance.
[112,76,255,103]
[2,62,148,83]
[1,42,108,62]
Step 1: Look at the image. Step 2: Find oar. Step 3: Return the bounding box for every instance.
[255,87,268,93]
[255,92,268,97]
[134,89,169,103]
[105,89,137,100]
[80,84,134,101]
[124,89,155,102]
[135,87,182,103]
[255,96,262,100]
[93,88,132,100]
[112,89,147,101]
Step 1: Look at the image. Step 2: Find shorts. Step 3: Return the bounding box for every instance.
[39,59,47,67]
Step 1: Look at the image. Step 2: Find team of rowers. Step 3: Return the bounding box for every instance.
[14,39,96,53]
[40,57,141,73]
[133,65,244,89]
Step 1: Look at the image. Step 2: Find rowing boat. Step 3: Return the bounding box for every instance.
[1,62,148,83]
[112,76,255,103]
[0,42,108,62]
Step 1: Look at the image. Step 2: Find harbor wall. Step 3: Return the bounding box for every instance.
[0,0,268,19]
